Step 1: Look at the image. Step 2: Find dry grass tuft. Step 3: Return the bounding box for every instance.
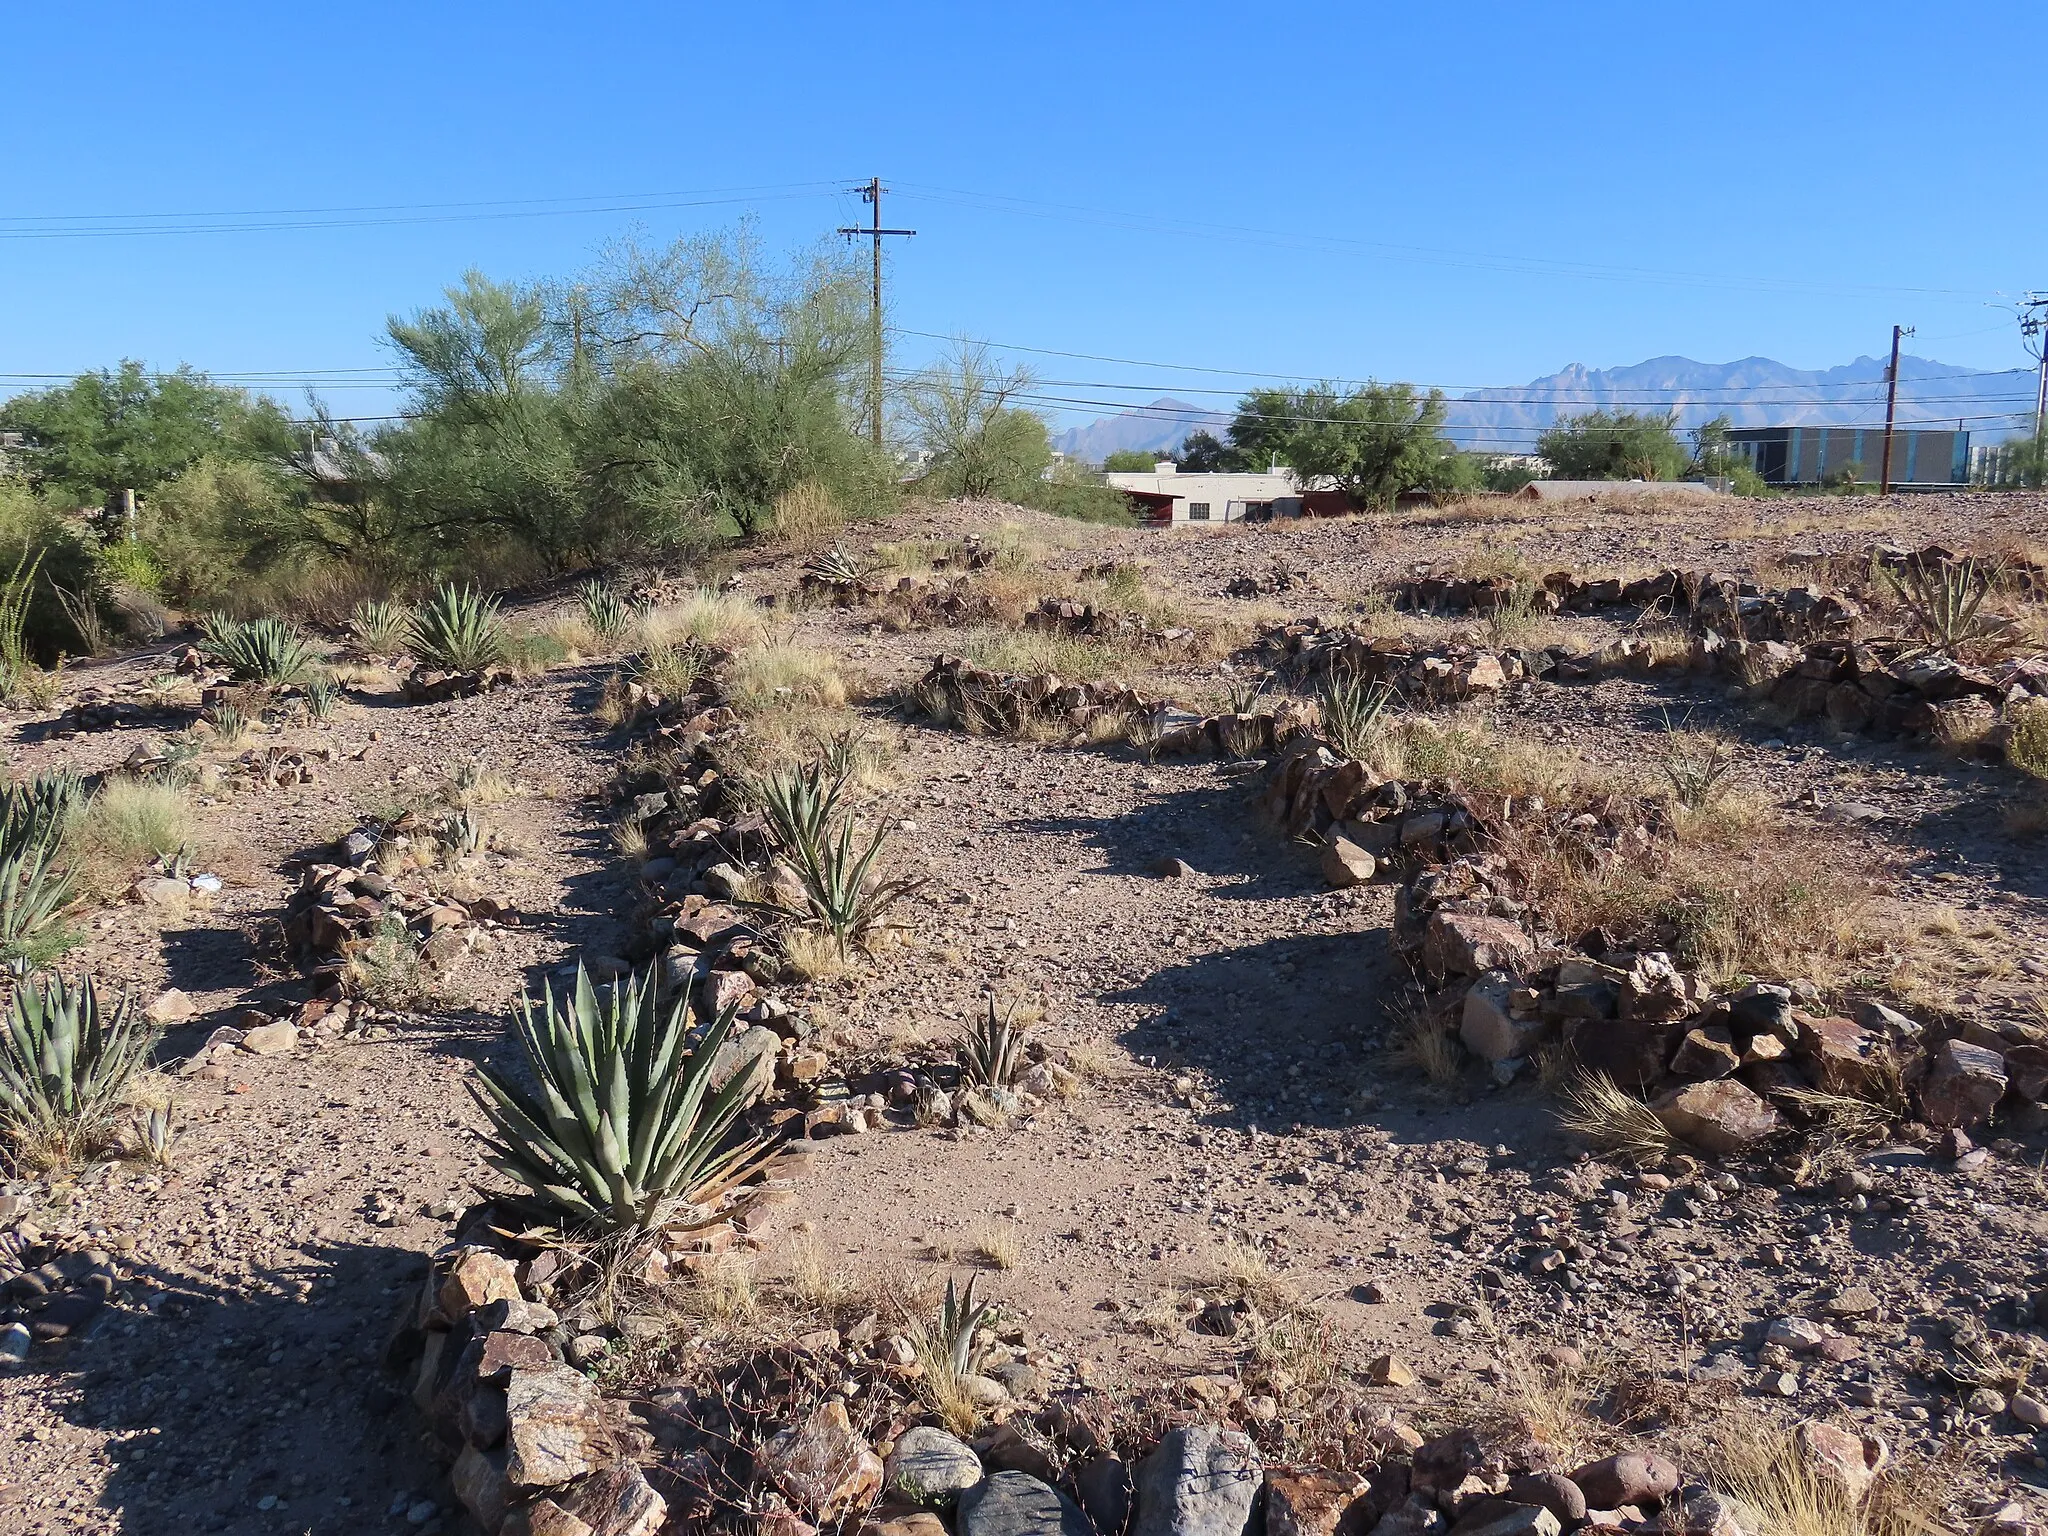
[70,778,199,893]
[783,1235,862,1315]
[1702,1417,1951,1536]
[772,479,851,549]
[1391,1000,1462,1086]
[643,589,768,652]
[2009,700,2048,781]
[727,639,849,714]
[1555,1071,1674,1163]
[781,925,856,983]
[969,1221,1022,1271]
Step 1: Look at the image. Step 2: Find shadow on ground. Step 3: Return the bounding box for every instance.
[23,1240,442,1536]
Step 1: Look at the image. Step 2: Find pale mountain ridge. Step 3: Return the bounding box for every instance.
[1052,354,2032,461]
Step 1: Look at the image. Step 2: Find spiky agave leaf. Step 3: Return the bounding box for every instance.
[578,579,638,646]
[471,961,763,1231]
[0,842,75,960]
[940,1273,1000,1377]
[0,768,85,864]
[0,974,158,1149]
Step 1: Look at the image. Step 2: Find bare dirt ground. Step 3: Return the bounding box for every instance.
[4,489,2048,1534]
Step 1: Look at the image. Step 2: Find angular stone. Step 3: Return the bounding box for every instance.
[1461,974,1547,1063]
[1366,1354,1415,1387]
[501,1496,595,1536]
[1422,913,1534,981]
[1796,1016,1884,1093]
[1729,983,1796,1041]
[1568,1453,1678,1510]
[709,1025,782,1103]
[1672,1490,1753,1536]
[1765,1317,1827,1353]
[146,988,199,1024]
[958,1472,1095,1536]
[452,1444,511,1531]
[555,1460,668,1536]
[1670,1025,1740,1080]
[1369,1494,1446,1536]
[1565,1017,1677,1092]
[1791,1421,1887,1504]
[1133,1425,1263,1536]
[1321,837,1377,889]
[504,1365,610,1489]
[1617,953,1696,1023]
[886,1425,983,1505]
[1919,1039,2007,1130]
[479,1330,558,1383]
[1266,1471,1358,1536]
[1446,1502,1561,1536]
[440,1248,523,1320]
[1653,1080,1782,1155]
[757,1398,885,1522]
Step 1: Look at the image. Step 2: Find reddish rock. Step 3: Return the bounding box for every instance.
[1653,1080,1782,1154]
[1670,1025,1740,1080]
[1792,1421,1888,1503]
[1796,1016,1886,1093]
[1421,913,1533,980]
[1268,1471,1361,1536]
[1569,1452,1678,1510]
[439,1248,522,1321]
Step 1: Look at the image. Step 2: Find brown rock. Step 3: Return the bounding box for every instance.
[555,1460,669,1536]
[238,1021,299,1055]
[1268,1471,1360,1536]
[503,1498,595,1536]
[1796,1016,1885,1093]
[1321,837,1378,889]
[479,1330,558,1383]
[1653,1080,1782,1154]
[1422,913,1534,980]
[440,1248,523,1320]
[504,1365,611,1489]
[1504,1474,1586,1526]
[1792,1421,1888,1504]
[1565,1017,1678,1092]
[1569,1453,1678,1510]
[757,1398,885,1522]
[452,1444,512,1531]
[146,988,199,1024]
[1670,1025,1740,1080]
[1366,1354,1416,1387]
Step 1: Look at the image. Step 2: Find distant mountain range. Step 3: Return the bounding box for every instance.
[1052,354,2036,462]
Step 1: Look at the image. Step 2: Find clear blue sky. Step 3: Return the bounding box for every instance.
[3,0,2041,429]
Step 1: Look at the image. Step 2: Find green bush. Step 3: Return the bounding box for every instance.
[409,583,508,672]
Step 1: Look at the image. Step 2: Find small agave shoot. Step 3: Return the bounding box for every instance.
[302,671,342,723]
[1889,556,2009,657]
[0,769,85,864]
[201,616,319,686]
[1658,713,1741,813]
[578,579,639,649]
[410,583,509,674]
[905,1274,1003,1436]
[0,974,160,1169]
[472,963,763,1233]
[755,761,922,958]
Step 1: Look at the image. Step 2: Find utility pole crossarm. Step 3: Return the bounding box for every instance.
[837,177,915,451]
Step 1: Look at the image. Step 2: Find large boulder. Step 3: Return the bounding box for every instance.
[1421,913,1534,981]
[887,1426,984,1506]
[1568,1452,1679,1510]
[503,1365,611,1489]
[1133,1426,1263,1536]
[1460,974,1547,1063]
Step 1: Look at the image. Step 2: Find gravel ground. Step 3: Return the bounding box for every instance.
[4,491,2048,1532]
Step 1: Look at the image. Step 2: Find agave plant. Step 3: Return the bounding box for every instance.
[0,769,85,864]
[134,1100,176,1165]
[0,844,76,962]
[349,598,413,656]
[754,762,921,954]
[472,963,763,1231]
[302,672,342,723]
[0,974,159,1163]
[1317,668,1396,761]
[935,1273,1000,1377]
[1891,557,2008,657]
[578,579,638,647]
[205,700,251,746]
[1223,674,1268,715]
[409,584,508,673]
[958,997,1027,1090]
[202,616,318,685]
[804,546,864,587]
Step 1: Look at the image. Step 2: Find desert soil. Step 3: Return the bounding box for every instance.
[3,489,2048,1534]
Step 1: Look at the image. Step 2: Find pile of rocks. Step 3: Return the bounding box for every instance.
[1224,565,1309,598]
[47,692,195,736]
[1023,597,1199,652]
[1,1228,129,1363]
[1393,567,1865,644]
[912,656,1159,737]
[391,1218,1904,1536]
[281,822,515,993]
[1261,735,2043,1154]
[1259,623,1521,703]
[402,666,520,705]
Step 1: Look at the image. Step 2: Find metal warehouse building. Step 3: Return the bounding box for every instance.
[1724,425,1969,487]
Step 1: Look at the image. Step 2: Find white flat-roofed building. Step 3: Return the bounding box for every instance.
[1103,462,1302,527]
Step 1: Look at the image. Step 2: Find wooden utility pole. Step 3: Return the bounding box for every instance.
[838,178,915,451]
[1879,323,1914,495]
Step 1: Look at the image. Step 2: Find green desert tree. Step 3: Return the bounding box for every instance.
[1537,409,1691,481]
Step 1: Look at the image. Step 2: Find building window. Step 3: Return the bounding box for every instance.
[1187,502,1211,521]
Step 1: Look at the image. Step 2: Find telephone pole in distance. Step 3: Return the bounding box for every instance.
[1879,323,1914,495]
[839,178,915,452]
